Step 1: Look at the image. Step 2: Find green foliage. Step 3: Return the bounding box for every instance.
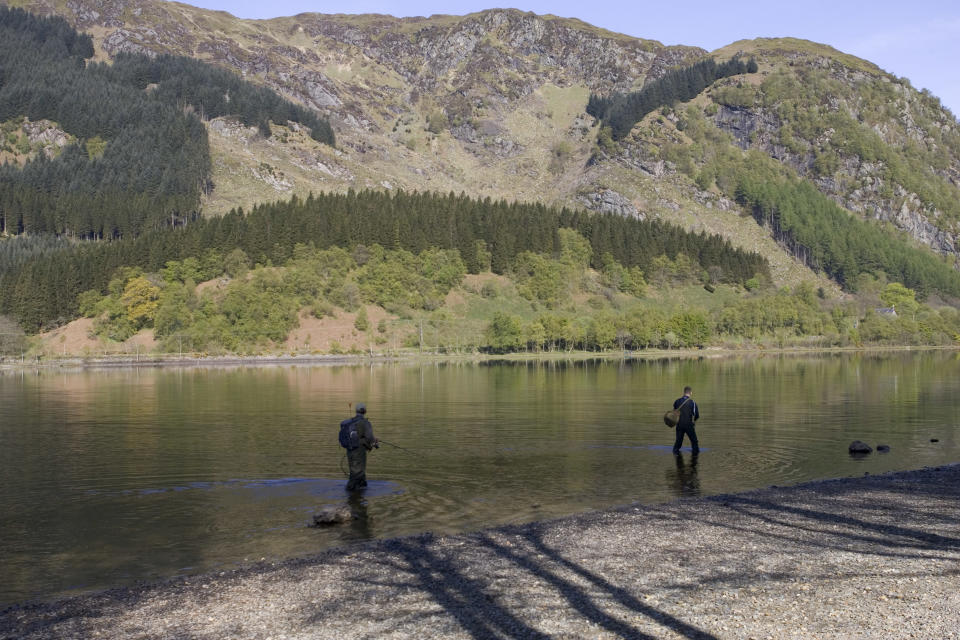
[153,281,195,337]
[711,84,756,108]
[76,289,102,318]
[596,125,618,154]
[558,228,592,269]
[548,140,573,175]
[880,282,919,316]
[85,136,107,159]
[355,246,465,310]
[600,253,646,297]
[426,110,447,134]
[512,251,569,307]
[734,173,960,298]
[419,248,467,291]
[120,276,161,329]
[224,248,251,279]
[197,269,299,350]
[0,314,28,356]
[354,306,369,331]
[485,311,524,353]
[1,190,766,331]
[646,253,700,287]
[714,287,828,339]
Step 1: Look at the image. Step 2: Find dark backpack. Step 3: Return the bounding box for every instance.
[339,416,361,450]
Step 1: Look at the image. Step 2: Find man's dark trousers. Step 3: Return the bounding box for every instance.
[346,447,367,490]
[673,424,699,454]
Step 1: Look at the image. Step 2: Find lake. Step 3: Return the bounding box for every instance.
[1,351,958,606]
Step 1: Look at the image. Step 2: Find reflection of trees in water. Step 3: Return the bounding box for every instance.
[668,453,700,498]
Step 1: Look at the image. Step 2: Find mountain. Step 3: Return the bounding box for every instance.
[2,0,959,293]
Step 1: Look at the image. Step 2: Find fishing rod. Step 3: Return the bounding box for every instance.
[344,402,423,458]
[338,437,421,478]
[376,438,424,458]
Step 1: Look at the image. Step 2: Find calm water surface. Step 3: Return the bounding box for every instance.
[1,352,958,605]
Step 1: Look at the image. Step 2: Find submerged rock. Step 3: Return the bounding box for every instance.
[312,504,353,526]
[848,440,873,454]
[877,444,891,452]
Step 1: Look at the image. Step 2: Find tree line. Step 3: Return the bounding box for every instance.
[587,56,758,140]
[733,174,960,299]
[0,6,333,241]
[0,189,769,331]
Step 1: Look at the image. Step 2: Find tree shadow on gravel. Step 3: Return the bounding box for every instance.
[479,528,719,640]
[714,492,960,553]
[312,531,718,640]
[360,538,554,640]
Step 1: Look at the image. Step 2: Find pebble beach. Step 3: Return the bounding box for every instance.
[2,464,958,639]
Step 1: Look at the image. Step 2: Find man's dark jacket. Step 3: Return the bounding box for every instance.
[673,396,700,427]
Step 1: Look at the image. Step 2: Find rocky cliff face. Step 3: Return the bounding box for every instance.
[702,44,960,258]
[713,104,957,255]
[9,1,700,131]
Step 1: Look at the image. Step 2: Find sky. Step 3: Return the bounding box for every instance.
[176,0,960,118]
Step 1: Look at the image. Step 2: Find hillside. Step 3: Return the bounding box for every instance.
[2,1,956,289]
[1,0,960,355]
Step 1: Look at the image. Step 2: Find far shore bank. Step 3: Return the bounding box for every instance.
[1,343,957,371]
[2,464,958,639]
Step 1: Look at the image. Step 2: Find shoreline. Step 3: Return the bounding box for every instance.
[2,343,956,372]
[3,463,958,639]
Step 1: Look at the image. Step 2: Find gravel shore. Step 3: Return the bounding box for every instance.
[3,464,958,639]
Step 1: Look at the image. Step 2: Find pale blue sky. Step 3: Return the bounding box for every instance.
[178,0,960,118]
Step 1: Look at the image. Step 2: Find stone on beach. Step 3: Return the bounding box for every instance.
[311,504,353,525]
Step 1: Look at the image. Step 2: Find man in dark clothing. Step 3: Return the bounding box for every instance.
[672,386,700,455]
[341,402,378,491]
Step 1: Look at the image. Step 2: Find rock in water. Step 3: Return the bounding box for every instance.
[312,504,353,526]
[848,440,873,454]
[877,444,891,452]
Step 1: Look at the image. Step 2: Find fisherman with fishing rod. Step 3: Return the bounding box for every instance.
[339,402,379,491]
[338,402,423,492]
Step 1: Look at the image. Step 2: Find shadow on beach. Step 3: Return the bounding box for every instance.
[3,465,959,640]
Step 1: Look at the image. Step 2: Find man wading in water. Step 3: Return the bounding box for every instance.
[340,403,378,491]
[672,386,700,455]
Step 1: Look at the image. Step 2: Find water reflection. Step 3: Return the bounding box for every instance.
[347,492,372,539]
[669,453,701,497]
[1,351,958,605]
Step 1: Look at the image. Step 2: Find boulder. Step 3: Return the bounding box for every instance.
[876,444,891,452]
[848,440,873,454]
[312,504,353,526]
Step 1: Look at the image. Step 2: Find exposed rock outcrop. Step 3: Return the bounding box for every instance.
[578,189,642,219]
[712,105,959,258]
